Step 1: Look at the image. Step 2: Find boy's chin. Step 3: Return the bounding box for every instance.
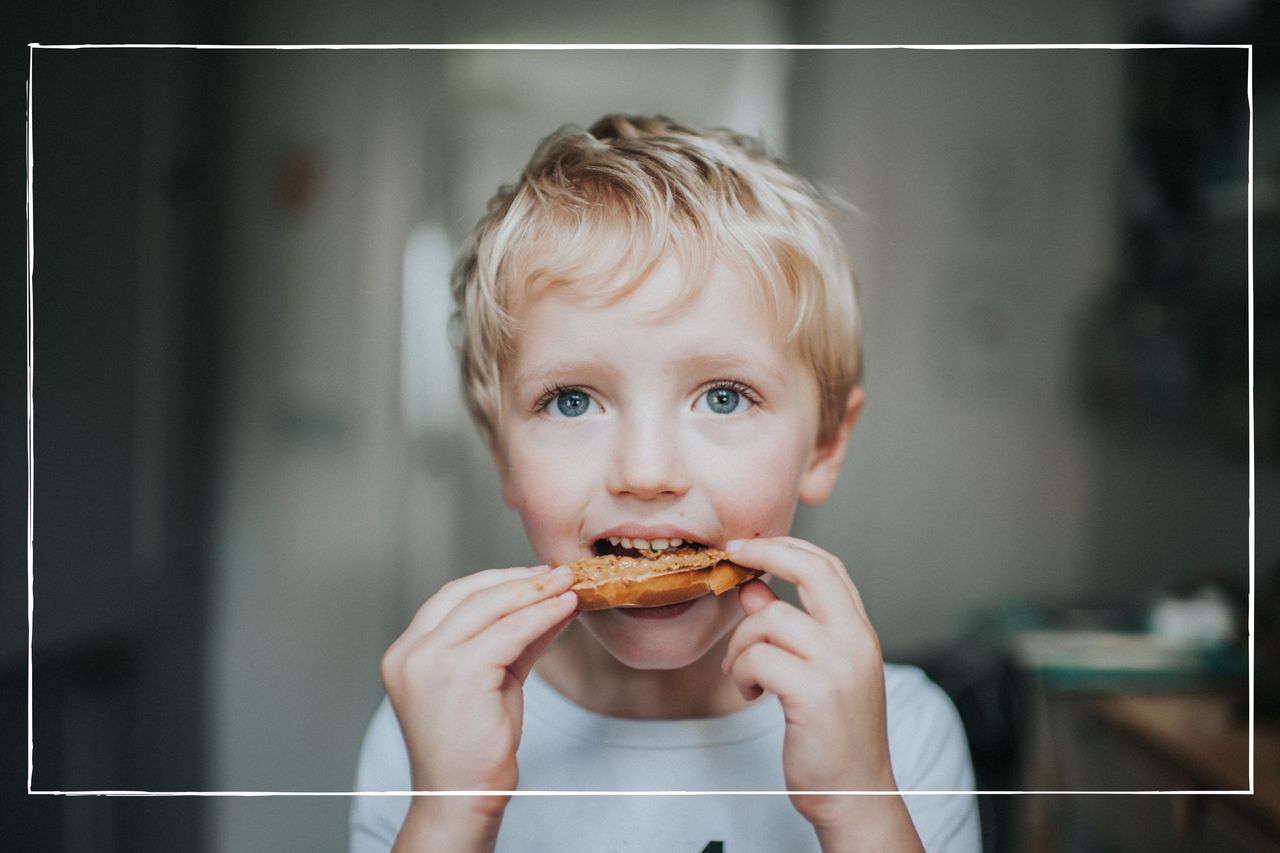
[578,595,741,671]
[603,639,711,672]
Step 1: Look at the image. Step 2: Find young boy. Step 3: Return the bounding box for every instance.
[351,114,980,852]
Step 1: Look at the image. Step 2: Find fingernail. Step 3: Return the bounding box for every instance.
[534,564,553,572]
[550,565,572,579]
[725,539,743,554]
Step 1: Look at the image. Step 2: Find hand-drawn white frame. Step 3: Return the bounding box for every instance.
[24,38,1254,799]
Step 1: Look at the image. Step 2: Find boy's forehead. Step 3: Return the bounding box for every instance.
[506,255,799,369]
[514,252,782,330]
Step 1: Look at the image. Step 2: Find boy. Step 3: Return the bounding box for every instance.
[351,114,980,852]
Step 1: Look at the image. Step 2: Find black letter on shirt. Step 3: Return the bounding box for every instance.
[699,843,724,853]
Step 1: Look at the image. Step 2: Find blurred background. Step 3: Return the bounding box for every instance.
[5,0,1278,851]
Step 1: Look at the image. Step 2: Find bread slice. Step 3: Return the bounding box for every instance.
[569,546,761,611]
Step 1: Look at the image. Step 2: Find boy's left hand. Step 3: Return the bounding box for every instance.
[720,536,914,841]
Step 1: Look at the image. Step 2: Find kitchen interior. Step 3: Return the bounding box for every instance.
[6,0,1279,851]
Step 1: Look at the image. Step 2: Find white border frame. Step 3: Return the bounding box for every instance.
[26,42,1254,801]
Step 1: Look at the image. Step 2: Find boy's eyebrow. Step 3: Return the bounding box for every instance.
[513,352,789,387]
[671,352,789,385]
[511,358,621,386]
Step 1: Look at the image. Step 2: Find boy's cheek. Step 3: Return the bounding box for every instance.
[503,454,595,547]
[721,496,799,543]
[505,439,595,492]
[700,454,805,521]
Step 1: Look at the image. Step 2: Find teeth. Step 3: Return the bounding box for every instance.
[601,536,692,552]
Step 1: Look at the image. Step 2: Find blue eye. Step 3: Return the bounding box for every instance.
[705,387,741,414]
[555,389,592,417]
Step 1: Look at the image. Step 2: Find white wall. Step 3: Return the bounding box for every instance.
[788,7,1131,654]
[207,45,425,851]
[785,1,1255,657]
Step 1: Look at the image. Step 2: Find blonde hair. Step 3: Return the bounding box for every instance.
[450,113,862,447]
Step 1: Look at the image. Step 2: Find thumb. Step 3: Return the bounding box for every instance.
[736,578,778,616]
[510,612,575,683]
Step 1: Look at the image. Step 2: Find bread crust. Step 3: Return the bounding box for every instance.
[569,546,762,611]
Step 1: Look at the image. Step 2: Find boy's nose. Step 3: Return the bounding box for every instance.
[605,413,690,500]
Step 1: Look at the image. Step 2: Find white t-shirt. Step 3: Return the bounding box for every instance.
[349,664,980,852]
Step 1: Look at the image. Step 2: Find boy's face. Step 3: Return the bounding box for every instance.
[493,255,855,670]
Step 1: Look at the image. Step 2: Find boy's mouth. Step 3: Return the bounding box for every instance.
[572,538,757,611]
[591,537,710,559]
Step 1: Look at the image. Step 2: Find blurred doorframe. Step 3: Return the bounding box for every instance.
[5,46,229,852]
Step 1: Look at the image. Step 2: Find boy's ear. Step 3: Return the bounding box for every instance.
[798,386,865,506]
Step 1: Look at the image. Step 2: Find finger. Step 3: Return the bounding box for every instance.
[403,565,551,639]
[726,642,816,703]
[752,536,868,621]
[760,537,864,609]
[509,611,576,683]
[464,590,579,677]
[434,566,576,646]
[383,567,568,685]
[722,599,825,675]
[724,538,857,623]
[736,578,778,616]
[768,537,862,600]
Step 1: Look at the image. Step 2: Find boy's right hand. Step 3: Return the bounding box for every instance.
[379,564,578,820]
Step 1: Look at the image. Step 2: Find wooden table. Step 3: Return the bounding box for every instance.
[1024,688,1280,851]
[1084,693,1280,843]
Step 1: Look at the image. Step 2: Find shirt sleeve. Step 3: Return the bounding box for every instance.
[886,666,983,853]
[348,697,412,853]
